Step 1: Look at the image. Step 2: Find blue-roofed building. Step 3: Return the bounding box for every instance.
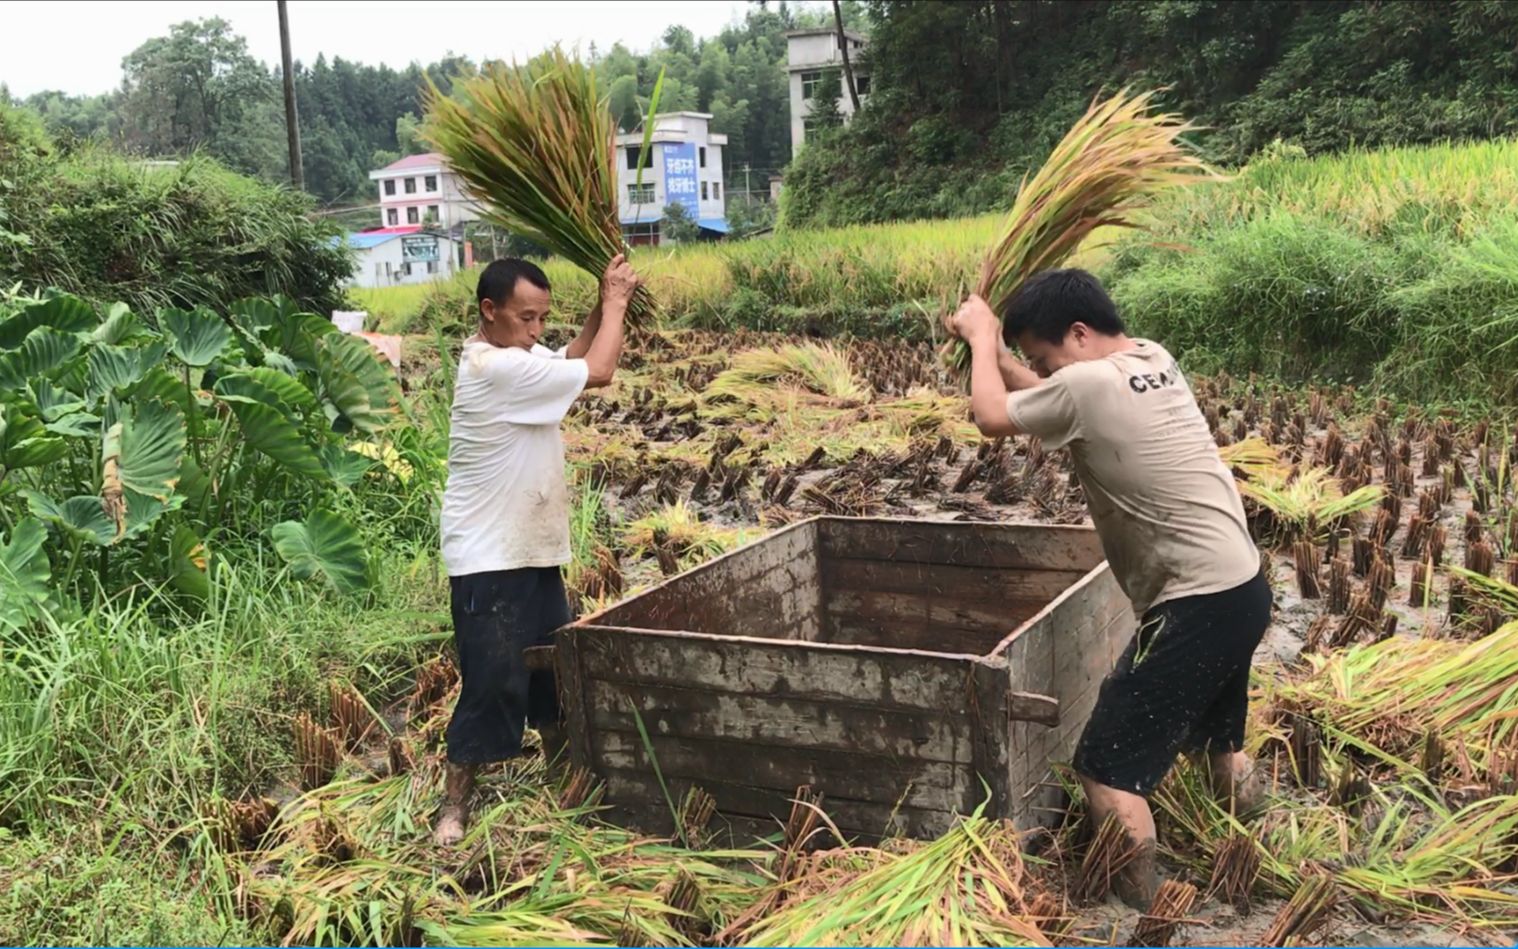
[332,225,464,289]
[616,112,729,246]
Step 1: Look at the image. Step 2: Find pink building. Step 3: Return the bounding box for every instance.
[367,153,483,232]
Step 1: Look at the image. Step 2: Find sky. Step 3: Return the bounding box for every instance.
[3,0,759,98]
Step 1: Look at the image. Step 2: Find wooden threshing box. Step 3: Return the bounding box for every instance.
[554,516,1134,842]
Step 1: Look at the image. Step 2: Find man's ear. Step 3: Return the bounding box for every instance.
[479,298,496,324]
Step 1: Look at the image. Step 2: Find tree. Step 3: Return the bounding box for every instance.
[660,202,701,243]
[395,112,427,155]
[117,18,274,168]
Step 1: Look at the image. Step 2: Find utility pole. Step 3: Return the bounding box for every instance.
[832,0,861,113]
[278,0,304,190]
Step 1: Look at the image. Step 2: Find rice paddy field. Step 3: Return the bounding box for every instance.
[156,325,1518,948]
[5,137,1518,947]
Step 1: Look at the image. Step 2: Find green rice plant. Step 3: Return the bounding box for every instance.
[618,501,749,569]
[1274,620,1518,773]
[1155,765,1518,930]
[1237,464,1385,543]
[424,48,659,325]
[731,810,1054,947]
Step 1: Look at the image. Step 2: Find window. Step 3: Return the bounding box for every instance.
[701,181,709,201]
[801,70,824,100]
[424,174,438,191]
[386,208,398,226]
[406,206,419,224]
[404,177,416,194]
[625,146,643,170]
[401,262,412,276]
[384,179,396,196]
[427,261,438,274]
[427,205,440,222]
[627,182,655,204]
[713,182,721,200]
[699,147,707,168]
[856,75,871,96]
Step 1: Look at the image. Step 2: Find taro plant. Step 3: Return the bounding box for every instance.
[0,290,421,613]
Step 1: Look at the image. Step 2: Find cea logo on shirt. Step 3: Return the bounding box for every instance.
[1128,363,1183,394]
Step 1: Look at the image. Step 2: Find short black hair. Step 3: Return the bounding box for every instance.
[1002,268,1126,346]
[477,257,551,311]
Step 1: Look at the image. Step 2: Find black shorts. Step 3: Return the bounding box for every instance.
[445,567,571,765]
[1073,571,1272,797]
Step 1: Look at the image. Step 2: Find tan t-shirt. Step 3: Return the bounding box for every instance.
[1007,339,1258,616]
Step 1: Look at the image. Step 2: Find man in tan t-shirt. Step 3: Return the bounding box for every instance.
[945,269,1270,909]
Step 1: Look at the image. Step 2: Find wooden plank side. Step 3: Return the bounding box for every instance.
[554,626,596,771]
[826,558,1086,602]
[599,770,962,843]
[819,518,1104,572]
[970,661,1011,820]
[1002,566,1131,694]
[593,521,822,640]
[585,679,969,763]
[574,627,983,713]
[594,730,971,811]
[823,589,1047,655]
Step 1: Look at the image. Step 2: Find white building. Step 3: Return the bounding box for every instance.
[615,112,728,246]
[335,226,464,290]
[786,28,869,156]
[367,153,482,233]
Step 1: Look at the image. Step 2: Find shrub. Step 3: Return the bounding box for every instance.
[0,138,352,316]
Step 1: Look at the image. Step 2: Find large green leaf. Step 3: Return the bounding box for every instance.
[316,333,400,434]
[0,518,51,633]
[169,524,210,600]
[100,399,187,540]
[91,303,156,346]
[88,341,170,403]
[23,491,115,545]
[278,312,338,372]
[225,400,327,479]
[161,307,232,367]
[29,378,87,422]
[271,510,370,594]
[118,399,186,501]
[0,402,67,470]
[0,294,96,349]
[318,443,374,487]
[178,454,214,511]
[131,366,197,417]
[214,367,318,419]
[0,326,84,389]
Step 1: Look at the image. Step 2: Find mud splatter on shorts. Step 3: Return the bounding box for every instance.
[445,567,571,765]
[1073,570,1272,796]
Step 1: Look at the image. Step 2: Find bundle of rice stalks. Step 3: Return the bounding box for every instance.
[733,813,1055,947]
[1239,465,1385,544]
[294,711,344,791]
[424,48,658,324]
[1275,620,1518,772]
[703,343,869,420]
[1076,813,1142,904]
[1261,873,1337,947]
[1205,832,1261,913]
[618,501,749,569]
[1129,880,1198,948]
[947,87,1214,372]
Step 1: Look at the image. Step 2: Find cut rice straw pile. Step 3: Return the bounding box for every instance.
[424,46,658,324]
[1274,620,1518,768]
[948,86,1217,371]
[727,812,1059,947]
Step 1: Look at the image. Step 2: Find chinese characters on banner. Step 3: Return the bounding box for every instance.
[661,142,699,214]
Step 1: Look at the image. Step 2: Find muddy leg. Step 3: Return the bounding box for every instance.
[1081,775,1160,910]
[433,761,477,846]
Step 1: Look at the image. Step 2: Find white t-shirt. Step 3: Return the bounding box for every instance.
[440,340,589,577]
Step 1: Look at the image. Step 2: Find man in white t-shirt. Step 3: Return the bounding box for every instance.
[433,254,639,845]
[944,269,1269,908]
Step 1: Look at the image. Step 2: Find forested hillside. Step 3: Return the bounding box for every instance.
[784,0,1518,226]
[4,2,862,206]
